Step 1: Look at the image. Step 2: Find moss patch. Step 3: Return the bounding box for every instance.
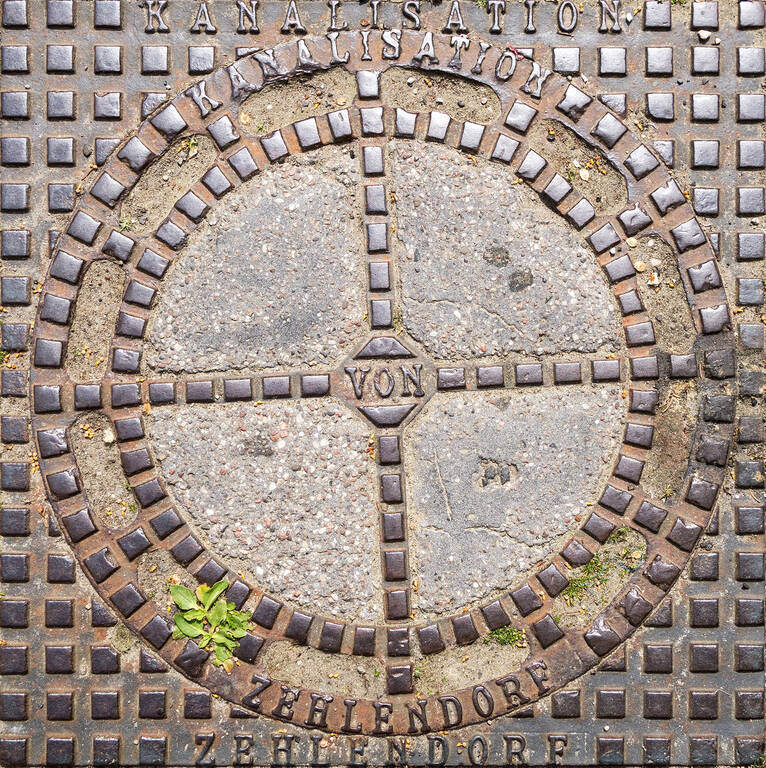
[484,625,527,647]
[553,527,647,629]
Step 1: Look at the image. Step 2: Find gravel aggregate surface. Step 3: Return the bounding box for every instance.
[146,148,365,374]
[393,142,621,360]
[404,386,625,614]
[148,399,382,621]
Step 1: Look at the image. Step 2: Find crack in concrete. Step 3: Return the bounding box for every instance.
[407,295,522,336]
[432,448,455,522]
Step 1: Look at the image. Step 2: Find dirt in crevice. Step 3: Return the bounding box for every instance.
[411,634,529,698]
[120,135,216,234]
[262,641,385,699]
[381,68,501,124]
[107,622,137,654]
[65,260,125,382]
[551,526,647,630]
[137,549,197,615]
[642,380,699,503]
[71,413,138,528]
[634,235,696,353]
[528,119,628,216]
[239,68,357,136]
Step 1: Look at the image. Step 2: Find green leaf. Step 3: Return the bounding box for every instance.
[231,627,247,639]
[213,632,236,650]
[224,611,247,628]
[199,632,212,649]
[171,627,185,640]
[202,580,229,611]
[214,643,233,661]
[169,584,198,611]
[183,608,205,621]
[195,584,211,604]
[208,599,227,628]
[174,614,203,638]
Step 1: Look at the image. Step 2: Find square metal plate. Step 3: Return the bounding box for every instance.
[1,1,764,765]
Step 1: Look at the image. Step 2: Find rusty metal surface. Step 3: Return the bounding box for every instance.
[1,1,764,765]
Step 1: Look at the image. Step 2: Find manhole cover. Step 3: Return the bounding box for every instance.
[2,2,764,766]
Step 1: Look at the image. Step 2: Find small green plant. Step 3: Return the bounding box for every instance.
[178,136,199,162]
[563,530,646,602]
[660,485,675,501]
[607,526,630,544]
[118,216,136,232]
[391,307,405,333]
[169,579,252,673]
[484,626,526,647]
[0,350,9,366]
[476,0,488,8]
[750,755,766,768]
[562,552,611,600]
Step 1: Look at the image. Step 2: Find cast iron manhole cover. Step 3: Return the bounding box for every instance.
[1,2,764,766]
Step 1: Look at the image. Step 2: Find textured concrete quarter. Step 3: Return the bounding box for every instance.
[149,401,382,621]
[407,387,624,614]
[145,149,365,373]
[1,1,764,766]
[394,143,621,359]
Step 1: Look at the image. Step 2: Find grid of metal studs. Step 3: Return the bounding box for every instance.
[23,34,733,730]
[1,1,762,757]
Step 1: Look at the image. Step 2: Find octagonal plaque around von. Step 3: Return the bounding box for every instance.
[3,3,764,766]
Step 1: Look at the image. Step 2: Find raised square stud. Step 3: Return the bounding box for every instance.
[362,145,383,175]
[2,45,29,74]
[505,100,537,133]
[47,44,74,73]
[692,46,719,75]
[599,47,627,76]
[356,70,380,99]
[647,92,674,121]
[188,45,214,74]
[738,47,765,76]
[646,47,673,76]
[692,1,718,29]
[738,93,765,121]
[692,93,720,121]
[94,45,121,74]
[553,47,580,74]
[141,45,169,75]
